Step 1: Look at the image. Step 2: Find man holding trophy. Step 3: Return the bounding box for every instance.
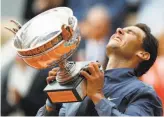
[8,7,162,116]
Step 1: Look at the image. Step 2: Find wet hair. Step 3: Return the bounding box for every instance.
[134,23,158,77]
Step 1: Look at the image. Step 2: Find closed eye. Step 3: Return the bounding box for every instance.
[127,29,136,35]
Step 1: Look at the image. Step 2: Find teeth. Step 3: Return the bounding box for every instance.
[114,38,119,41]
[113,37,120,42]
[114,37,119,39]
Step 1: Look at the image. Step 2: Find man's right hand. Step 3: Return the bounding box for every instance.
[46,67,59,84]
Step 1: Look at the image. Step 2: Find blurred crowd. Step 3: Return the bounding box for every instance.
[1,0,164,116]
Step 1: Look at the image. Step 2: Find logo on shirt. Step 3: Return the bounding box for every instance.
[107,97,119,101]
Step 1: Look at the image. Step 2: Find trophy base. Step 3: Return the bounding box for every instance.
[44,61,91,103]
[44,75,86,103]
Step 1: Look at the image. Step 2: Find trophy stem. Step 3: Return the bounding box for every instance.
[56,60,76,84]
[58,60,67,69]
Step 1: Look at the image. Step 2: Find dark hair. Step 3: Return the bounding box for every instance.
[134,23,158,77]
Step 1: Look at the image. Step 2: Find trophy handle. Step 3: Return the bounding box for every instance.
[4,20,22,34]
[61,24,73,41]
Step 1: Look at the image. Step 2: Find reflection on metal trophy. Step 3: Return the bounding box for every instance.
[9,7,95,103]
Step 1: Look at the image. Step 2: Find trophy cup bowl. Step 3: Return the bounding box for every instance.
[12,7,91,103]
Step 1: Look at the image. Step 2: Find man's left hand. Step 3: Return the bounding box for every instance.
[80,62,105,104]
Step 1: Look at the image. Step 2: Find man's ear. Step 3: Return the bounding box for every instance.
[136,51,150,60]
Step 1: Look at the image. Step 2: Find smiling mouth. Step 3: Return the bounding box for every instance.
[112,37,121,42]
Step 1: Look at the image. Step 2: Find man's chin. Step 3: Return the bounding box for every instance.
[106,43,120,56]
[107,42,120,49]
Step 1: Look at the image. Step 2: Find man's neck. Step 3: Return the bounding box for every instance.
[106,54,138,70]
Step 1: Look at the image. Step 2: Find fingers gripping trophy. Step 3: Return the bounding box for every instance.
[7,7,102,103]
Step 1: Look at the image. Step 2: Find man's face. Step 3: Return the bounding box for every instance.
[106,26,146,58]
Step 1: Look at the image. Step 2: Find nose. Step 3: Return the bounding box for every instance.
[116,28,124,35]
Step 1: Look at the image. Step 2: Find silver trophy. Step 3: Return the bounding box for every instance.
[8,7,99,103]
